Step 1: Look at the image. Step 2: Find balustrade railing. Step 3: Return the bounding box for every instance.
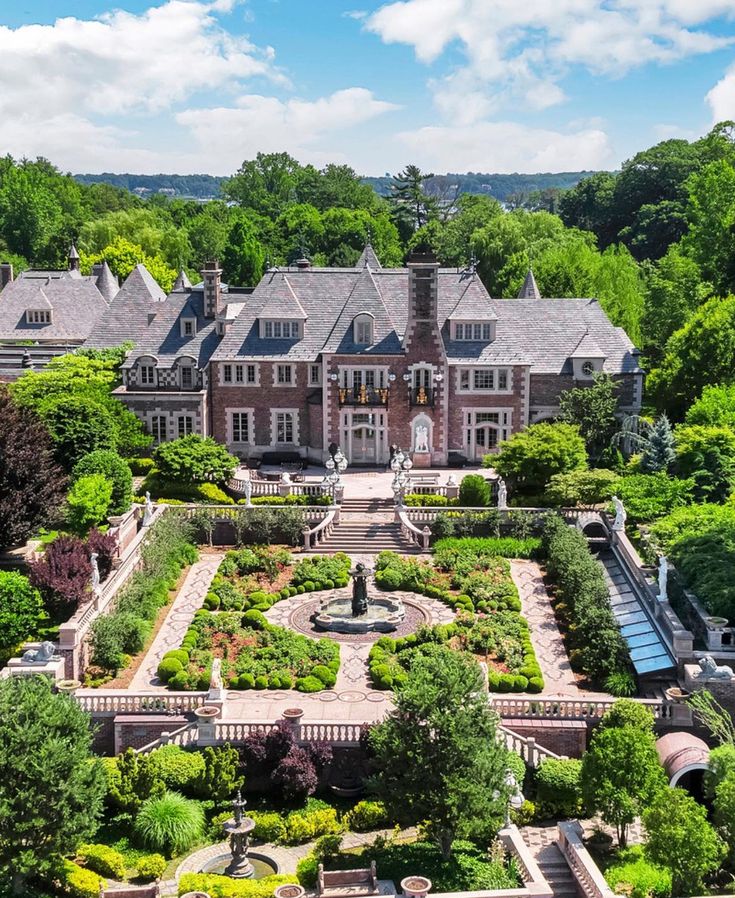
[135,721,197,754]
[303,506,339,549]
[74,690,207,715]
[397,509,431,551]
[498,724,564,766]
[338,386,389,407]
[408,386,436,407]
[558,821,616,898]
[491,696,670,721]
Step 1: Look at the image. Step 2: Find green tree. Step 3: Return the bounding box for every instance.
[686,383,735,428]
[559,373,618,463]
[638,415,676,473]
[644,787,725,895]
[222,218,265,286]
[0,571,44,653]
[0,159,66,261]
[580,725,666,846]
[39,397,117,470]
[369,648,510,860]
[153,435,237,484]
[492,423,587,495]
[0,676,105,895]
[543,469,621,507]
[558,171,619,249]
[390,164,437,232]
[81,236,177,292]
[598,699,656,733]
[106,748,164,815]
[682,158,735,296]
[647,294,735,418]
[73,450,133,516]
[675,424,735,502]
[0,387,66,551]
[196,744,244,808]
[66,474,113,534]
[224,152,302,218]
[714,770,735,865]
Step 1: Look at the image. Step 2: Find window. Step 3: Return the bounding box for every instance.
[246,364,257,384]
[354,314,373,345]
[26,309,51,324]
[151,415,167,444]
[458,367,510,392]
[276,412,294,443]
[231,411,251,443]
[224,363,258,385]
[263,320,300,339]
[223,364,232,383]
[454,321,493,341]
[180,367,193,389]
[140,365,155,385]
[340,368,387,389]
[235,364,244,384]
[309,364,321,385]
[277,364,293,385]
[474,370,494,390]
[581,361,595,377]
[181,318,195,337]
[178,415,193,437]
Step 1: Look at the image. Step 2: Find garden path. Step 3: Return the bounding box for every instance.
[129,553,222,691]
[511,560,589,697]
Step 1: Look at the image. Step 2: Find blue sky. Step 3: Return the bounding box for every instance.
[1,0,734,175]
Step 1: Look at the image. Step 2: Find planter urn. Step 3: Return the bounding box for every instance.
[401,876,432,898]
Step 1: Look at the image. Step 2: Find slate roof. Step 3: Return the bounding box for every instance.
[356,243,382,269]
[94,261,120,303]
[210,262,639,375]
[122,289,222,369]
[0,276,109,342]
[85,263,167,348]
[570,331,605,359]
[173,269,192,291]
[517,269,541,299]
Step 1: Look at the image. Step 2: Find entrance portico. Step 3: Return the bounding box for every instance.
[340,409,389,465]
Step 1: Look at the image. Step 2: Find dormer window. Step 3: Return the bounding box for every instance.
[262,320,301,339]
[140,364,155,385]
[454,321,493,341]
[26,309,51,325]
[181,318,196,337]
[354,313,374,346]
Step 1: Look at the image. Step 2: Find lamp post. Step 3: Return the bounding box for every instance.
[494,770,525,828]
[325,447,348,502]
[390,448,413,505]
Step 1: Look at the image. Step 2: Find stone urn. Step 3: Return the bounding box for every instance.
[282,707,304,724]
[181,892,211,898]
[194,705,221,721]
[706,616,729,629]
[401,876,432,898]
[665,686,690,703]
[56,679,82,695]
[274,885,305,898]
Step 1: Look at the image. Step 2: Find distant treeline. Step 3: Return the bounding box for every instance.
[74,172,226,199]
[73,170,599,203]
[363,171,601,203]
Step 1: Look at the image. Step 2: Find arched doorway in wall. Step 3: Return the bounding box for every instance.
[464,410,512,462]
[340,410,388,465]
[656,732,710,803]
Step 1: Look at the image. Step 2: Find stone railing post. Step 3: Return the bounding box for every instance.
[302,527,312,550]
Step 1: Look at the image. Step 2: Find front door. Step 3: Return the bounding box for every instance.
[354,426,377,463]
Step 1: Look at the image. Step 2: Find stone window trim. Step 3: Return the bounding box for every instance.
[177,414,194,438]
[140,364,156,386]
[309,364,322,386]
[273,362,296,387]
[464,406,514,458]
[456,366,512,394]
[453,321,495,342]
[227,407,255,446]
[180,317,197,337]
[261,319,302,339]
[221,362,259,386]
[26,309,52,325]
[148,414,168,444]
[338,365,390,390]
[270,408,299,446]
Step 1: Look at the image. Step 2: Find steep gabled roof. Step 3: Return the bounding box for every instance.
[0,277,108,342]
[517,269,541,299]
[323,265,400,354]
[173,269,192,291]
[356,243,382,270]
[570,330,606,358]
[446,273,498,320]
[84,263,166,348]
[256,273,307,320]
[95,261,119,303]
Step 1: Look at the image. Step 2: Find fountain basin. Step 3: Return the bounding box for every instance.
[314,596,405,634]
[200,852,278,879]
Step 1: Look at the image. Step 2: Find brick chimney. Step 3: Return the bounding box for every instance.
[0,262,13,291]
[406,251,439,331]
[201,260,223,319]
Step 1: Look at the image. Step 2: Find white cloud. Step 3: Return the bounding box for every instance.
[707,66,735,123]
[366,0,734,120]
[396,120,615,173]
[176,89,400,173]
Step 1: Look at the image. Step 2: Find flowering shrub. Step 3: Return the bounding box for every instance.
[30,534,92,611]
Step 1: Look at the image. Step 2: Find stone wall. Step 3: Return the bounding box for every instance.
[529,372,637,415]
[501,719,588,758]
[113,714,190,755]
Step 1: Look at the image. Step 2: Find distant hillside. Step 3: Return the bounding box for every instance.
[74,172,226,199]
[74,170,600,203]
[363,171,602,203]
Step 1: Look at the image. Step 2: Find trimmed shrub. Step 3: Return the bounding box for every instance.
[60,859,104,898]
[136,853,167,881]
[296,854,319,888]
[30,533,92,612]
[157,657,183,682]
[296,675,324,693]
[536,758,583,818]
[344,800,389,832]
[605,846,672,898]
[148,745,205,793]
[77,843,126,880]
[459,474,491,507]
[311,665,337,687]
[134,790,205,857]
[66,474,114,534]
[128,457,155,476]
[178,873,293,897]
[73,449,133,515]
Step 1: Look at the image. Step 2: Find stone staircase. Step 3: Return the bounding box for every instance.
[317,498,419,554]
[522,829,578,898]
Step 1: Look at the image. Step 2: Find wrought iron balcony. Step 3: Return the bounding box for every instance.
[409,386,436,407]
[338,385,389,406]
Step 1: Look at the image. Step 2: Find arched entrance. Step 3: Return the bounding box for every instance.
[656,732,710,802]
[340,410,388,465]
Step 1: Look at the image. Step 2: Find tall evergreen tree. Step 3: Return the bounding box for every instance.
[640,414,676,472]
[390,164,437,232]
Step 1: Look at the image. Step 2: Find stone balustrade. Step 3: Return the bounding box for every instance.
[74,690,207,715]
[397,509,431,550]
[303,506,340,549]
[498,725,564,766]
[557,821,616,898]
[490,696,671,721]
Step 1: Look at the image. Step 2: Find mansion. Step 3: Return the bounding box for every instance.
[2,246,643,465]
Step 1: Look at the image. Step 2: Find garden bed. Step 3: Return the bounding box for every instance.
[157,550,350,692]
[369,545,543,692]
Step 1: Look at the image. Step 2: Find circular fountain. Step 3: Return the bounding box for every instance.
[200,791,278,879]
[313,563,405,634]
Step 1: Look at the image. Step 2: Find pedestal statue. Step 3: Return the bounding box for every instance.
[497,478,507,510]
[351,563,370,618]
[142,491,154,526]
[657,555,668,602]
[611,495,627,532]
[90,552,101,597]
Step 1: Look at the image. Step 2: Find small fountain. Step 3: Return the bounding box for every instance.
[314,562,405,634]
[199,791,277,879]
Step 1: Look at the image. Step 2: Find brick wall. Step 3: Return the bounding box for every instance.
[530,372,637,413]
[503,719,588,758]
[113,715,189,754]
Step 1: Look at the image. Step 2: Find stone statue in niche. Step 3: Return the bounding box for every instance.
[414,424,429,453]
